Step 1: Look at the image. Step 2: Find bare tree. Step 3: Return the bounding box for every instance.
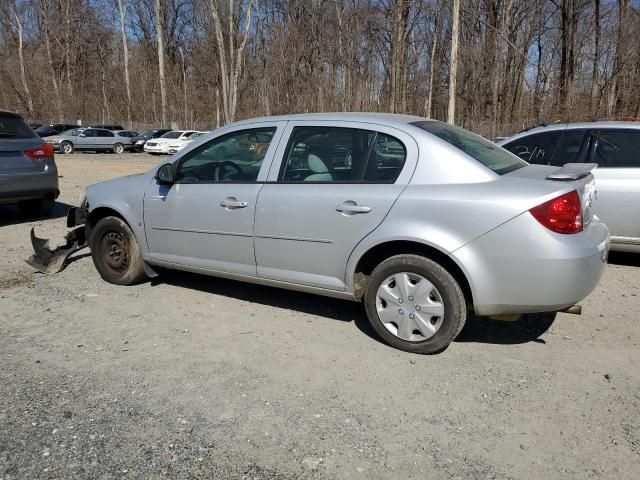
[209,0,253,124]
[117,0,132,128]
[448,0,460,124]
[155,0,168,126]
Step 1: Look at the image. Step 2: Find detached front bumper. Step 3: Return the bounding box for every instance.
[26,204,89,274]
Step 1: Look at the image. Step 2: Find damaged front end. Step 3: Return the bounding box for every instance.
[26,202,89,274]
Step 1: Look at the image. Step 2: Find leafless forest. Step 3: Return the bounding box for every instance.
[1,0,639,137]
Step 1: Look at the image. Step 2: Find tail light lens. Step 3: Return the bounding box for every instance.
[530,190,583,234]
[24,143,54,160]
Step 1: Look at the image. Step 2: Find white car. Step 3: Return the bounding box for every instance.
[168,131,209,154]
[144,130,198,155]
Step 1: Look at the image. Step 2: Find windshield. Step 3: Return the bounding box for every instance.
[141,129,157,137]
[411,121,527,175]
[161,131,182,139]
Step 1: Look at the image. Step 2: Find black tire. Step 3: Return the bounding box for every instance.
[60,141,73,154]
[113,143,124,154]
[18,196,55,217]
[364,254,467,354]
[89,216,147,285]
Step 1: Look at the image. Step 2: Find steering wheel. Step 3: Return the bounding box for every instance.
[214,161,244,182]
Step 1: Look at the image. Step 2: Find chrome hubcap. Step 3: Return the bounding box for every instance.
[375,272,444,342]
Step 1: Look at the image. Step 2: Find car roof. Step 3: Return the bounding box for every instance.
[500,120,640,144]
[0,111,22,119]
[228,112,426,129]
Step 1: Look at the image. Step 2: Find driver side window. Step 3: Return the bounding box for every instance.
[175,127,276,183]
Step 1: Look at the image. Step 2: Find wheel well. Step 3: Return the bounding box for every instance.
[353,240,474,306]
[87,207,127,232]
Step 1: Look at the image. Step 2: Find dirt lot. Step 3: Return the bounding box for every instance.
[1,153,639,479]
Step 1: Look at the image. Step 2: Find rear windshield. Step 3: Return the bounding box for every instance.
[161,131,182,139]
[0,115,38,139]
[411,121,527,175]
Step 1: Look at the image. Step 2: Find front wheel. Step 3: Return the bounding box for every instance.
[89,216,147,285]
[112,143,124,154]
[364,254,467,354]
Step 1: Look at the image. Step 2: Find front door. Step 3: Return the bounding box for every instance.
[254,122,417,291]
[143,123,286,276]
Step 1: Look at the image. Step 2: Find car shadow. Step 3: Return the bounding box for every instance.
[0,201,72,227]
[152,270,552,348]
[608,251,640,267]
[455,314,554,345]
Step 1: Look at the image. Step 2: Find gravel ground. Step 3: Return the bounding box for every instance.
[1,153,639,479]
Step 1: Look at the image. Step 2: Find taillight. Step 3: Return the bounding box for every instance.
[24,143,54,159]
[530,190,583,234]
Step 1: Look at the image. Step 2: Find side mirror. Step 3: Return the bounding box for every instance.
[156,163,175,185]
[79,133,86,137]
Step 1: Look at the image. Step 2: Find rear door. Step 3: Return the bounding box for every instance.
[588,129,640,240]
[97,129,115,149]
[254,121,417,291]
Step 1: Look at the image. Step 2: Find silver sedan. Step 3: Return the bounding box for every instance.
[45,128,134,154]
[30,113,609,354]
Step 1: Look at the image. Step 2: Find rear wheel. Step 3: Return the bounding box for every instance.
[18,196,55,217]
[89,216,146,285]
[364,254,466,354]
[113,143,124,154]
[60,141,73,154]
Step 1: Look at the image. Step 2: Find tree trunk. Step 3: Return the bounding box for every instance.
[38,0,62,121]
[607,0,629,116]
[425,9,439,119]
[448,0,460,124]
[389,0,410,113]
[590,0,600,117]
[12,3,33,117]
[210,0,253,124]
[117,0,132,128]
[155,0,168,127]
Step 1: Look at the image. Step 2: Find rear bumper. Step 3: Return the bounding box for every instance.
[453,213,610,316]
[0,167,59,205]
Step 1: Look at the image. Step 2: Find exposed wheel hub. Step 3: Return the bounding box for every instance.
[375,272,444,342]
[101,232,129,272]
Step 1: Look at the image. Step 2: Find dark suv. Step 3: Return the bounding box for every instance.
[0,111,59,215]
[35,123,79,138]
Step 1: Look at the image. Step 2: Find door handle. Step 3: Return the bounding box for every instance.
[336,203,371,214]
[220,197,248,209]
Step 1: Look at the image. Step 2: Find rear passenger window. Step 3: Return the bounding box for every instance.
[364,134,407,182]
[0,115,37,139]
[549,130,587,166]
[503,132,562,165]
[279,127,406,183]
[98,130,114,137]
[592,130,640,168]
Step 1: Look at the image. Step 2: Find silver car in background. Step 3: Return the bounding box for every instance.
[498,122,640,252]
[0,111,59,215]
[33,113,609,354]
[46,127,134,154]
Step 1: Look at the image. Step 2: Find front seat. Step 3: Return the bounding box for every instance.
[304,149,333,182]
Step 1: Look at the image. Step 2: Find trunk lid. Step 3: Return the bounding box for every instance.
[0,138,49,174]
[504,163,597,226]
